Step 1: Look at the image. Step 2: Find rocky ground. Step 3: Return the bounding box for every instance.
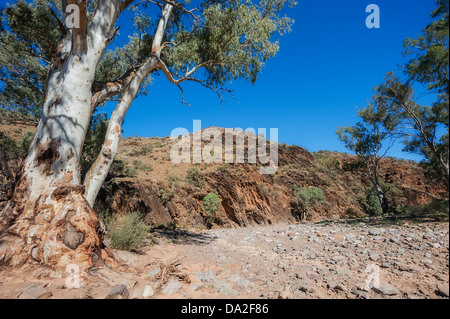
[0,220,448,299]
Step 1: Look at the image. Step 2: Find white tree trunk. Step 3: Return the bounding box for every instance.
[0,0,126,271]
[84,4,173,206]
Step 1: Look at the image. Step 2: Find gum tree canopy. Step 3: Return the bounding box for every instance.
[0,0,295,270]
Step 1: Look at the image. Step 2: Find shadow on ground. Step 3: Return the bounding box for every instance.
[147,226,216,246]
[316,213,449,227]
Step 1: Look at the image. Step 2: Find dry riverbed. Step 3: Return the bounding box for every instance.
[0,221,448,299]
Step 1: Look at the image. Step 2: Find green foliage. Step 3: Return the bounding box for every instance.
[158,188,175,203]
[185,168,205,188]
[125,167,138,177]
[0,131,18,156]
[258,183,269,195]
[217,163,230,172]
[139,145,153,156]
[203,192,221,223]
[168,173,181,186]
[80,113,108,178]
[165,0,296,90]
[108,159,127,179]
[357,189,382,216]
[19,131,33,156]
[314,152,341,172]
[0,130,33,158]
[0,0,59,123]
[107,212,150,251]
[403,0,449,94]
[133,159,153,172]
[293,186,325,207]
[396,199,449,220]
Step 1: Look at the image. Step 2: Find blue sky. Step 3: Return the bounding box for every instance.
[105,0,439,161]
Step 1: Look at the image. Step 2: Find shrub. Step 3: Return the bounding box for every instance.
[397,199,449,220]
[293,186,325,207]
[357,190,382,216]
[108,159,126,178]
[203,192,221,223]
[19,131,34,156]
[258,183,269,195]
[185,168,205,188]
[140,145,153,156]
[158,188,175,203]
[107,212,150,251]
[133,159,153,172]
[125,167,138,177]
[168,174,181,186]
[314,153,340,172]
[217,164,229,172]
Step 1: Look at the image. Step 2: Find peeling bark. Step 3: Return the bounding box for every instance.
[0,0,128,271]
[84,4,174,206]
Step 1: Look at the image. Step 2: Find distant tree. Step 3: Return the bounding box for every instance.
[400,0,449,187]
[0,0,295,270]
[337,90,398,215]
[372,73,449,189]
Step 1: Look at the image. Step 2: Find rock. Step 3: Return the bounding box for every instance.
[389,237,399,244]
[212,280,239,296]
[421,259,433,265]
[189,284,205,292]
[142,285,155,298]
[327,281,338,290]
[197,269,217,283]
[130,289,142,299]
[369,253,381,261]
[352,289,369,299]
[368,228,384,236]
[18,285,52,299]
[105,284,129,299]
[294,280,311,293]
[162,280,182,295]
[355,283,369,292]
[228,274,251,287]
[437,285,449,298]
[279,286,292,299]
[335,284,348,292]
[372,283,399,296]
[148,268,160,277]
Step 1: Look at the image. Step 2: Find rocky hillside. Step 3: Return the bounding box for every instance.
[0,124,447,229]
[94,128,447,229]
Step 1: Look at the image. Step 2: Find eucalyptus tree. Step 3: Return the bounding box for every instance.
[337,86,398,215]
[0,0,295,270]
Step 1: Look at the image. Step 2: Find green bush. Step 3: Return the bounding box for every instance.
[314,153,340,172]
[293,186,325,207]
[133,159,153,172]
[140,145,153,156]
[107,212,150,251]
[203,192,221,223]
[397,199,449,220]
[125,167,138,177]
[258,183,269,195]
[158,188,174,203]
[19,131,34,156]
[356,189,382,216]
[168,173,181,186]
[185,168,205,188]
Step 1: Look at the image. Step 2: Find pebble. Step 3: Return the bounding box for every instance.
[162,280,182,295]
[18,285,52,299]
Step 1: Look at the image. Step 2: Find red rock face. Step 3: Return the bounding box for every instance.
[1,126,447,231]
[94,142,447,229]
